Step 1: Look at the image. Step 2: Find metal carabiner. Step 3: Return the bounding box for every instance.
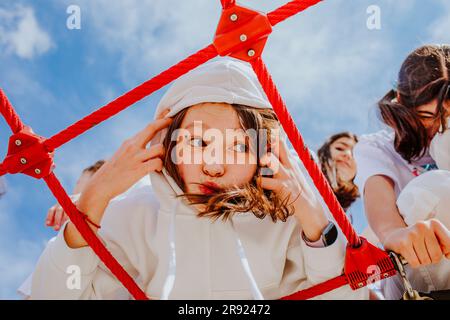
[389,252,432,300]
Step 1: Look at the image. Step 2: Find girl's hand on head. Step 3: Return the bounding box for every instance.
[64,109,173,249]
[258,137,329,242]
[84,109,173,203]
[383,219,450,268]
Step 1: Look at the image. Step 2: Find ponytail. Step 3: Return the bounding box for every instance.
[378,89,429,162]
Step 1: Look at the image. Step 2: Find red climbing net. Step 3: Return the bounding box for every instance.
[0,0,399,300]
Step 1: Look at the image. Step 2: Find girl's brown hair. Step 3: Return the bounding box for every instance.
[83,160,106,175]
[378,45,450,162]
[162,104,295,223]
[318,132,359,213]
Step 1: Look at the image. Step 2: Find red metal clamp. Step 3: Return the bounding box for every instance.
[213,4,272,62]
[2,126,55,179]
[344,237,397,290]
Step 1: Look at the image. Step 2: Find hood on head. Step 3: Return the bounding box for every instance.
[149,57,274,198]
[146,58,302,300]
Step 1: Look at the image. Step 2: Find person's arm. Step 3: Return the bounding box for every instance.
[364,175,407,242]
[64,114,172,249]
[259,137,329,242]
[364,175,450,267]
[30,188,157,300]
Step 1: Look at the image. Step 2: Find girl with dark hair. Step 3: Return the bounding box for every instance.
[354,45,450,299]
[318,132,359,217]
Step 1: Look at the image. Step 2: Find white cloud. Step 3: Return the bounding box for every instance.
[0,5,54,59]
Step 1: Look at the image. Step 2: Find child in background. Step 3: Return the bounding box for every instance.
[317,132,359,220]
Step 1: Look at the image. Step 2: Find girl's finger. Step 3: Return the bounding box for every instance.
[136,118,173,148]
[46,206,56,226]
[142,157,164,174]
[424,232,444,264]
[53,206,64,231]
[271,134,293,169]
[260,153,288,178]
[431,220,450,255]
[412,238,432,265]
[401,245,421,268]
[137,144,165,161]
[258,176,282,192]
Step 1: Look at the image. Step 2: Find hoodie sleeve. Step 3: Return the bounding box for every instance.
[282,227,368,300]
[30,186,159,300]
[397,184,440,225]
[300,231,346,285]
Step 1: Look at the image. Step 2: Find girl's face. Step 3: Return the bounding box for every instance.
[174,103,258,194]
[416,99,450,141]
[329,136,357,182]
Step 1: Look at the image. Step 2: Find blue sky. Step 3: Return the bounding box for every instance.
[0,0,449,299]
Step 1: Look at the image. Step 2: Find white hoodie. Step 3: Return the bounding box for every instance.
[29,58,367,300]
[391,123,450,299]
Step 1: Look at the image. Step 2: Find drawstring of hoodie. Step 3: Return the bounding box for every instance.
[229,218,264,300]
[161,199,179,300]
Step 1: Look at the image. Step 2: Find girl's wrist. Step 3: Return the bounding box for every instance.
[77,186,111,224]
[302,218,330,242]
[293,200,329,242]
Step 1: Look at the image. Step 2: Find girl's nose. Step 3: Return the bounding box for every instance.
[342,149,353,160]
[203,163,225,177]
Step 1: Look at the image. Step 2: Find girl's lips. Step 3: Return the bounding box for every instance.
[199,185,215,195]
[198,182,221,194]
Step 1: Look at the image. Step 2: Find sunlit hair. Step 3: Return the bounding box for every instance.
[378,44,450,162]
[318,132,359,213]
[162,104,296,222]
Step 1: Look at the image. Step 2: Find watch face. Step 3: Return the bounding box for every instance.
[323,222,338,246]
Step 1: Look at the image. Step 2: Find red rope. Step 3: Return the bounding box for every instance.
[0,89,24,176]
[250,57,362,248]
[281,275,349,300]
[44,44,218,152]
[0,0,378,301]
[220,0,235,9]
[268,0,323,27]
[44,173,149,300]
[0,89,24,134]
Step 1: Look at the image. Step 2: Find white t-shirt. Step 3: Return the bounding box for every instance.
[354,130,439,300]
[354,130,436,200]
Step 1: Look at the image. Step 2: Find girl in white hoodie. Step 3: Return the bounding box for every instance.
[394,123,450,297]
[30,59,367,300]
[354,45,450,299]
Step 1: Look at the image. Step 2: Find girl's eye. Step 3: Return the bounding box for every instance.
[419,115,435,120]
[190,137,205,148]
[233,143,248,153]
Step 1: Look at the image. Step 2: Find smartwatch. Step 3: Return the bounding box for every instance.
[321,221,338,247]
